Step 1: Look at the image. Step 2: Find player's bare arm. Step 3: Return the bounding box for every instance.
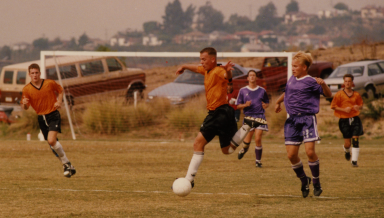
[175,64,199,75]
[223,61,235,80]
[331,106,352,113]
[315,78,332,97]
[54,92,64,110]
[353,104,363,111]
[236,100,252,110]
[274,93,285,113]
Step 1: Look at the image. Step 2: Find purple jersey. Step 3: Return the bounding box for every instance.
[236,86,269,116]
[284,75,324,115]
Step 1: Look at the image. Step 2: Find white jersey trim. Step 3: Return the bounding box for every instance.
[295,75,315,81]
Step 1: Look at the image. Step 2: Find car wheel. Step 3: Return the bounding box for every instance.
[126,89,143,102]
[366,86,376,100]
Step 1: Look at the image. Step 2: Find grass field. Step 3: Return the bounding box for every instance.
[0,138,383,217]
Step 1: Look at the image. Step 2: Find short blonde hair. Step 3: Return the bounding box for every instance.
[293,51,313,71]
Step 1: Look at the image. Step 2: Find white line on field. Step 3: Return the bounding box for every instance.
[27,188,381,199]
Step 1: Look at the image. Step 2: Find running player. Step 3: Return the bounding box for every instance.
[330,74,363,167]
[275,52,332,198]
[236,70,269,168]
[175,47,264,188]
[22,63,76,178]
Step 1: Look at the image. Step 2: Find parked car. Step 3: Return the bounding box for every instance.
[323,60,384,101]
[0,56,146,105]
[147,63,259,105]
[258,56,334,93]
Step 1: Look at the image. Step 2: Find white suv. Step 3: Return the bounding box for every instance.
[324,60,384,101]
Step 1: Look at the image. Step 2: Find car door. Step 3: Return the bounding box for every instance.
[367,62,384,86]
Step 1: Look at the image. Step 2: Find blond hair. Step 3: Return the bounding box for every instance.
[293,51,313,71]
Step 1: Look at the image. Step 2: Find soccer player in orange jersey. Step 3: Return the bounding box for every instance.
[330,74,363,167]
[21,63,76,178]
[174,47,262,188]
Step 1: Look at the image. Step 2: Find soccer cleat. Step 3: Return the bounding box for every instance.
[243,116,267,128]
[63,162,76,178]
[313,183,323,196]
[345,151,351,161]
[255,162,262,168]
[301,177,311,198]
[238,147,249,160]
[352,161,358,167]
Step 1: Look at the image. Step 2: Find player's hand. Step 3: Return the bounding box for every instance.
[245,101,251,107]
[175,67,184,75]
[275,103,282,113]
[353,105,360,112]
[344,107,352,113]
[54,101,62,110]
[22,97,29,105]
[315,77,325,85]
[262,102,269,109]
[223,61,235,72]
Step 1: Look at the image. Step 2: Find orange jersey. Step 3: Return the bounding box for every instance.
[22,79,63,115]
[197,66,228,110]
[330,90,363,118]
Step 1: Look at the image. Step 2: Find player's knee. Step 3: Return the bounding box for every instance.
[287,153,297,161]
[221,145,235,155]
[48,139,56,146]
[352,138,359,148]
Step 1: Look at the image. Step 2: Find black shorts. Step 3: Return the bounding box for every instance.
[38,110,61,140]
[339,116,364,139]
[200,104,238,148]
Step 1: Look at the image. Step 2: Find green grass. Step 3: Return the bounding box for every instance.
[0,138,383,217]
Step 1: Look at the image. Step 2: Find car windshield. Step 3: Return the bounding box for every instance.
[174,70,204,85]
[329,66,364,78]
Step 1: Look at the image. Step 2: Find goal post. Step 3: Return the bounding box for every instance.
[40,51,293,140]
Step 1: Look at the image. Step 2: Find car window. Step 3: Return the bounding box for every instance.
[16,71,26,84]
[330,66,364,78]
[232,67,244,77]
[80,60,104,76]
[174,70,204,85]
[368,63,383,76]
[106,58,123,72]
[3,71,13,84]
[378,62,384,72]
[46,65,78,80]
[264,57,287,67]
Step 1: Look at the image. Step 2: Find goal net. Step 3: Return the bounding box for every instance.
[40,51,292,140]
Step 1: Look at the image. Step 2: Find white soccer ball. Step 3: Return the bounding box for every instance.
[172,178,192,197]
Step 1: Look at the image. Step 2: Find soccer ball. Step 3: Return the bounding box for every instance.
[172,178,192,197]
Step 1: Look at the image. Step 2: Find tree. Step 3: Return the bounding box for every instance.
[334,2,348,11]
[255,2,279,31]
[286,0,299,14]
[68,37,78,50]
[32,37,49,50]
[49,37,62,46]
[143,21,161,34]
[225,14,253,32]
[162,0,195,35]
[307,25,326,35]
[78,33,90,47]
[196,1,224,33]
[0,46,11,60]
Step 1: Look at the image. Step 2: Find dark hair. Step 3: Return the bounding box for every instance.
[200,47,217,57]
[247,70,257,76]
[343,73,354,81]
[28,63,40,73]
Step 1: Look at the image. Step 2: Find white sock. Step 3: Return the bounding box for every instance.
[231,124,251,147]
[185,152,204,182]
[351,147,360,162]
[52,141,69,164]
[343,145,350,153]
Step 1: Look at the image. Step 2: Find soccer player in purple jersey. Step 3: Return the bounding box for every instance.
[275,52,332,198]
[236,70,269,168]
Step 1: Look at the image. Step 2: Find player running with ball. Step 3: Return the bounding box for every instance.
[175,47,265,188]
[236,70,269,168]
[22,63,76,178]
[330,74,363,167]
[275,52,332,198]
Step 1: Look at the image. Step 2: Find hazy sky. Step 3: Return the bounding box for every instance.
[0,0,383,46]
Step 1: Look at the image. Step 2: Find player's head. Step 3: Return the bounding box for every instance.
[292,51,312,78]
[247,70,257,84]
[28,63,41,82]
[343,73,354,89]
[200,47,217,71]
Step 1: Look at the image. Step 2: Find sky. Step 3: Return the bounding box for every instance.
[0,0,383,47]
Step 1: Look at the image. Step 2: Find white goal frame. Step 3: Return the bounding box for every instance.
[40,51,293,140]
